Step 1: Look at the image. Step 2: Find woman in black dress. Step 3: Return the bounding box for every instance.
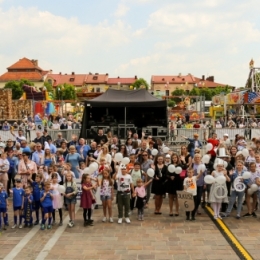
[166,153,183,216]
[152,155,167,214]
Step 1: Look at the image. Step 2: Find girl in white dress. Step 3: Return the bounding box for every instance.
[209,163,230,219]
[51,173,64,226]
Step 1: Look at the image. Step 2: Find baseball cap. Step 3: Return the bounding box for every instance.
[224,133,229,137]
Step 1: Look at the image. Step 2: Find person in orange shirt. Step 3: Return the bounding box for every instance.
[127,154,136,172]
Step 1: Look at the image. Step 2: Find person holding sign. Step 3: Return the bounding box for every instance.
[209,162,230,219]
[183,168,204,221]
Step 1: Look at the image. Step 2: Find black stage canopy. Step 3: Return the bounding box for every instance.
[80,89,167,139]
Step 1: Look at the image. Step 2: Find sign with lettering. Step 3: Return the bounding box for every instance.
[75,179,82,200]
[177,190,195,211]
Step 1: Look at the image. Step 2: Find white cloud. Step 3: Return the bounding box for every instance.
[114,3,129,17]
[1,1,260,88]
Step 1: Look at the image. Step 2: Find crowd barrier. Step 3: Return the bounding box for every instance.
[0,129,81,142]
[0,128,259,143]
[169,128,260,143]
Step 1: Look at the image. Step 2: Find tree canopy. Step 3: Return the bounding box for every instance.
[55,83,76,100]
[132,78,149,90]
[171,86,231,101]
[4,79,34,99]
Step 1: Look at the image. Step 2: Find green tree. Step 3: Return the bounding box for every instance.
[4,81,23,99]
[55,83,76,100]
[4,79,34,100]
[167,100,176,107]
[170,88,186,103]
[132,78,149,90]
[44,81,53,92]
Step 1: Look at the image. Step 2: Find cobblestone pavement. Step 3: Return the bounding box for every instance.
[0,198,246,260]
[222,212,260,260]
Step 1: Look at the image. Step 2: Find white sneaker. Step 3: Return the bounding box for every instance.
[118,218,122,224]
[109,217,113,223]
[11,224,17,229]
[102,217,107,222]
[19,224,23,229]
[125,218,131,224]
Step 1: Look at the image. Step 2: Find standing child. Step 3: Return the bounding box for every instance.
[209,163,230,219]
[0,183,8,231]
[40,182,53,230]
[134,178,152,220]
[98,169,114,223]
[183,168,203,221]
[77,162,86,178]
[64,173,77,227]
[116,165,135,224]
[28,173,44,225]
[51,173,63,226]
[80,174,96,226]
[23,186,33,227]
[9,179,24,228]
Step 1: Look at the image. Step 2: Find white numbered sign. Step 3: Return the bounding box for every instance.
[177,190,195,211]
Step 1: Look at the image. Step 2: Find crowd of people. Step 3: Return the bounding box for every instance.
[0,123,260,232]
[0,113,81,132]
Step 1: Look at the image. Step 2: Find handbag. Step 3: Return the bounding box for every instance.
[180,170,187,179]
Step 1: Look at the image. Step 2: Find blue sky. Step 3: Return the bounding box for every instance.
[1,0,260,87]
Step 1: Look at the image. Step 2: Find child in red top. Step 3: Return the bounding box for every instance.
[80,174,96,226]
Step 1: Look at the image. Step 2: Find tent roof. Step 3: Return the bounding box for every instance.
[84,89,166,107]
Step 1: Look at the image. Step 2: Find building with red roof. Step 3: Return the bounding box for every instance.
[151,73,233,97]
[107,76,137,90]
[0,58,49,89]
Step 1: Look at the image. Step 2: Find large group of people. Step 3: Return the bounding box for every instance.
[0,123,259,232]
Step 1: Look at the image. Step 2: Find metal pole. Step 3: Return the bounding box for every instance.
[124,107,126,139]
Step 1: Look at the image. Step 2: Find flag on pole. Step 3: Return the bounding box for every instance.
[248,92,260,103]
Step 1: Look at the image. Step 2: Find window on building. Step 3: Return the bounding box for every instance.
[165,90,169,96]
[93,76,98,80]
[48,79,52,85]
[69,78,74,82]
[96,87,100,93]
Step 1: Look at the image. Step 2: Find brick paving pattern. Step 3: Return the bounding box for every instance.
[0,198,242,260]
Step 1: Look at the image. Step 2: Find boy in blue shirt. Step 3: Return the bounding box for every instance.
[28,173,44,225]
[9,179,24,229]
[40,182,53,230]
[0,183,8,231]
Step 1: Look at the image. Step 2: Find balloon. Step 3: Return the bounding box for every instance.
[204,175,215,184]
[168,164,176,173]
[122,157,130,165]
[175,167,182,174]
[236,151,243,157]
[89,162,98,173]
[57,185,65,194]
[247,188,253,195]
[147,168,155,178]
[242,149,249,157]
[83,167,90,174]
[151,149,158,156]
[223,161,228,168]
[163,147,170,153]
[251,184,258,192]
[233,177,246,192]
[206,143,213,151]
[216,175,226,185]
[114,153,123,162]
[202,155,210,164]
[242,171,251,180]
[198,164,206,172]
